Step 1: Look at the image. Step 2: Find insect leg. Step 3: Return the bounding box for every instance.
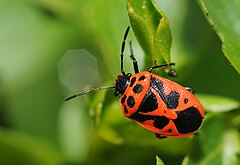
[147,63,176,78]
[194,131,199,136]
[147,63,175,72]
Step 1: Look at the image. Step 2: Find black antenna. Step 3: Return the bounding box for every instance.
[129,41,139,73]
[65,85,115,101]
[121,26,130,74]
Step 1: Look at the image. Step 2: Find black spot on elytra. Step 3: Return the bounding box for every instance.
[173,107,202,134]
[153,116,169,129]
[124,105,128,114]
[130,77,136,87]
[165,91,180,109]
[150,76,180,109]
[168,129,173,132]
[133,84,143,94]
[121,95,127,104]
[130,113,169,130]
[138,75,146,81]
[184,98,189,104]
[127,96,135,108]
[138,89,158,113]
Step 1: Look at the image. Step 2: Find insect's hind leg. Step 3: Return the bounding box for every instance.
[192,131,200,137]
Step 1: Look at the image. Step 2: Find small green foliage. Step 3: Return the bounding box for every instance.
[197,94,240,112]
[198,0,240,73]
[127,0,172,67]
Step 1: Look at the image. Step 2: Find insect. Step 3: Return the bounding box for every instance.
[65,26,204,138]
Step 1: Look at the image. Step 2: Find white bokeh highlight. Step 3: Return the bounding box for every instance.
[58,49,99,91]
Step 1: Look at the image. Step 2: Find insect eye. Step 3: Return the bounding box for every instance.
[126,73,132,79]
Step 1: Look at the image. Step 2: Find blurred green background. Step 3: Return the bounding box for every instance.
[0,0,239,165]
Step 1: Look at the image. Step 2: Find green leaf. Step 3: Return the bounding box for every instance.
[156,156,164,165]
[198,0,240,73]
[127,0,172,67]
[182,114,240,165]
[197,94,240,112]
